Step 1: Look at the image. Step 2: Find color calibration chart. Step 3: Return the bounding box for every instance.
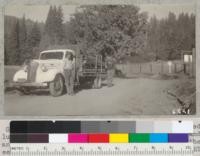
[1,120,200,156]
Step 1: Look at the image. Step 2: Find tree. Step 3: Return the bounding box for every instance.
[165,12,179,59]
[26,22,41,58]
[19,15,27,63]
[146,12,195,60]
[43,5,65,46]
[7,19,20,65]
[146,16,161,60]
[66,5,148,60]
[55,6,64,44]
[4,15,44,65]
[45,6,54,38]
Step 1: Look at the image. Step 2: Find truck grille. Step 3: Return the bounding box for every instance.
[27,61,39,82]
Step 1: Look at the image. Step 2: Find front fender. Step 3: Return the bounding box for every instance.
[36,69,63,83]
[13,69,27,82]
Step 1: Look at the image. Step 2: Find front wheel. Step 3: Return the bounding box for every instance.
[49,74,64,97]
[18,87,31,95]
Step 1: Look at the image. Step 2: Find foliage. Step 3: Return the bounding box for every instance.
[5,17,20,65]
[146,12,195,60]
[5,16,42,65]
[66,5,148,60]
[4,5,195,65]
[26,22,41,59]
[41,5,65,48]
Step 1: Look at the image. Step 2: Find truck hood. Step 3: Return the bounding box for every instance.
[33,59,64,68]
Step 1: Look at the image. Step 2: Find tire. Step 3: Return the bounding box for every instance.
[19,87,31,95]
[49,74,64,97]
[93,77,102,89]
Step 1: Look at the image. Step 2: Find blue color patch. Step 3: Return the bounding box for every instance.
[150,133,168,143]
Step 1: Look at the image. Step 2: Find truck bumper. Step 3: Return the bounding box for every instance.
[11,82,48,88]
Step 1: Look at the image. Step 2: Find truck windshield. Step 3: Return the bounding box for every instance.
[40,52,64,60]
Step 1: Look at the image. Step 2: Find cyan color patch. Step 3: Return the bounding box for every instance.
[150,133,168,143]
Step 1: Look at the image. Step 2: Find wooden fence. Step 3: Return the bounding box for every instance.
[116,61,184,76]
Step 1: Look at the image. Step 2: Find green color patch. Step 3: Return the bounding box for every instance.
[129,133,150,143]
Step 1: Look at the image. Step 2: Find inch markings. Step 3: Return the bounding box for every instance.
[10,143,193,156]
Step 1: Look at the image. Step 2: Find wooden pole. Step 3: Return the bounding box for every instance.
[161,62,164,74]
[95,55,98,72]
[174,63,177,73]
[150,63,152,73]
[192,48,196,77]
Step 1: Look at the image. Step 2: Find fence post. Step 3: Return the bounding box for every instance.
[139,64,142,73]
[174,63,177,73]
[161,62,164,74]
[168,61,172,74]
[150,63,152,74]
[184,63,186,74]
[128,63,131,75]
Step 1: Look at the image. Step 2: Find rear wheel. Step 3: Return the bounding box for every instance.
[49,74,64,97]
[93,77,102,89]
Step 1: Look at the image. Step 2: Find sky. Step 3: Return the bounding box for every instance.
[5,4,195,23]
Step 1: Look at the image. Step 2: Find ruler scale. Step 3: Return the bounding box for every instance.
[10,143,194,156]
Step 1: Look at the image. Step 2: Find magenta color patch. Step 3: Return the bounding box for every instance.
[68,133,88,143]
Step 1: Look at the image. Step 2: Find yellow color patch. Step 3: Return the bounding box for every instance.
[109,133,129,143]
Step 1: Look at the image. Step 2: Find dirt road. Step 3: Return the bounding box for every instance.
[4,78,180,116]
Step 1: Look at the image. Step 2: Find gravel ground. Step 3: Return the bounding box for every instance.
[4,78,181,116]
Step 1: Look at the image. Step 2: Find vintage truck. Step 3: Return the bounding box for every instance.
[12,49,107,96]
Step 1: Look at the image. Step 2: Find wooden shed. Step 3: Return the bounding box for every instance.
[181,48,195,77]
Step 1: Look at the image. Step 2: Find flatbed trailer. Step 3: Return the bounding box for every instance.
[76,54,107,88]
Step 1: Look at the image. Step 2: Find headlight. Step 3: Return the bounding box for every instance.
[41,64,48,72]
